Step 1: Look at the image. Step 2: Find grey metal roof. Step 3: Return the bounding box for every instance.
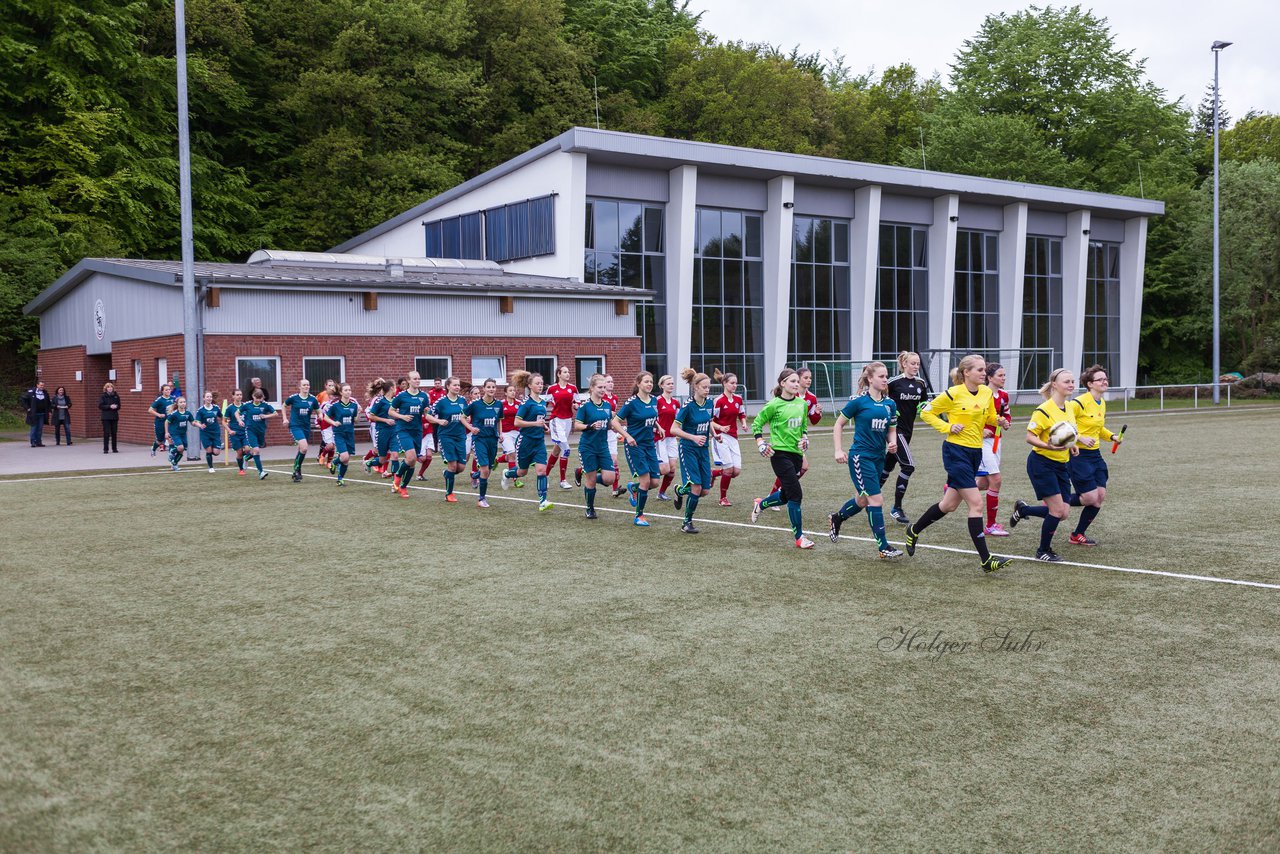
[24,257,651,316]
[329,127,1165,253]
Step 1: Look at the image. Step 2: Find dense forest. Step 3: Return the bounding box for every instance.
[2,1,1277,388]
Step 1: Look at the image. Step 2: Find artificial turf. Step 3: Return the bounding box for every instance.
[2,408,1278,851]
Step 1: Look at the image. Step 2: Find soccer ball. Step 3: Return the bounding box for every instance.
[1048,421,1078,448]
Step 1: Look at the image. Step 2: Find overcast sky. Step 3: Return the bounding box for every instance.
[691,0,1279,119]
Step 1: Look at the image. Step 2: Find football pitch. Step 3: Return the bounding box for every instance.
[2,408,1278,851]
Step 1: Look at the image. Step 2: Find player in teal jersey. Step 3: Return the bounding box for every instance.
[615,371,661,526]
[425,376,469,503]
[670,368,727,534]
[572,374,633,520]
[364,378,396,476]
[224,389,248,475]
[505,370,554,511]
[237,388,274,479]
[147,383,174,456]
[388,371,428,498]
[321,383,361,486]
[828,362,903,559]
[282,379,318,482]
[164,396,197,471]
[749,368,814,549]
[194,390,224,473]
[464,378,504,508]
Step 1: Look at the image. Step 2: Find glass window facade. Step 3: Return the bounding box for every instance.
[874,224,929,361]
[788,216,851,367]
[694,208,765,397]
[1023,236,1064,382]
[953,230,1000,353]
[584,199,666,377]
[1084,241,1121,373]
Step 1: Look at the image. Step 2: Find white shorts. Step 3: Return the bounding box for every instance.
[608,430,619,460]
[549,417,573,454]
[501,429,518,456]
[420,432,436,455]
[368,423,378,443]
[713,435,742,469]
[465,434,474,456]
[656,436,679,465]
[979,435,1001,476]
[321,426,334,444]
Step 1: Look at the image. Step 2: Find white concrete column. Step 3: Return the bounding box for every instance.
[998,202,1029,389]
[928,194,959,353]
[1061,209,1091,376]
[560,153,589,278]
[1118,216,1148,392]
[849,185,882,361]
[763,176,795,380]
[666,165,698,394]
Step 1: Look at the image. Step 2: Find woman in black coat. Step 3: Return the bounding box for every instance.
[99,382,121,453]
[52,386,73,445]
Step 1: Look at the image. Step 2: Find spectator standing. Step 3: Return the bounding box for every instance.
[21,380,51,447]
[52,386,73,445]
[99,382,121,453]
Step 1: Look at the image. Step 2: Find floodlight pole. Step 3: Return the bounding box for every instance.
[1211,40,1232,404]
[176,0,201,453]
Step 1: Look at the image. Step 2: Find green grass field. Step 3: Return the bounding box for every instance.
[3,408,1279,851]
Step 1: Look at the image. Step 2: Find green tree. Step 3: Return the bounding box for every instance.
[1221,113,1280,164]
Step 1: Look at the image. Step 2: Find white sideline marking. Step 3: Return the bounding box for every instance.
[5,466,1277,592]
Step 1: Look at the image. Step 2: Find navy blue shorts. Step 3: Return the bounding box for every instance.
[245,429,266,450]
[516,435,547,470]
[1027,452,1072,501]
[625,442,661,479]
[199,428,220,449]
[847,453,885,497]
[942,443,982,491]
[289,425,310,443]
[333,430,356,456]
[376,425,394,457]
[153,419,166,442]
[1068,448,1108,493]
[395,429,422,454]
[474,437,498,469]
[228,432,246,451]
[679,441,713,490]
[439,434,467,464]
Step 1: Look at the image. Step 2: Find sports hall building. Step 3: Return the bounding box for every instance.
[26,128,1161,440]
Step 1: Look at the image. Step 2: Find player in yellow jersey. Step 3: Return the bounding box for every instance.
[1064,364,1122,546]
[1009,368,1079,561]
[904,354,1012,573]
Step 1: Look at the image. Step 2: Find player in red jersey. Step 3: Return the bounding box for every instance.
[767,367,823,507]
[654,374,681,500]
[498,381,521,482]
[545,364,578,489]
[977,362,1013,536]
[710,368,748,506]
[415,377,446,480]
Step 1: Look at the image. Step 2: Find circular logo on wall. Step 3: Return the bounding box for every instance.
[94,299,105,341]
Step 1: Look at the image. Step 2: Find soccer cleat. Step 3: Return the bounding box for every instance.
[500,473,511,490]
[889,507,910,525]
[208,467,216,473]
[796,536,815,550]
[292,471,302,483]
[477,499,490,508]
[656,491,671,501]
[151,445,157,457]
[381,468,394,478]
[573,467,583,487]
[171,464,180,472]
[985,523,1011,537]
[769,505,782,512]
[1069,533,1097,546]
[627,482,638,507]
[364,459,374,474]
[879,546,905,560]
[559,479,573,490]
[680,522,699,534]
[585,509,598,520]
[982,556,1013,573]
[538,498,553,512]
[259,470,269,480]
[718,498,732,507]
[514,479,525,489]
[828,512,843,542]
[1010,499,1029,529]
[445,494,458,503]
[904,525,919,557]
[399,487,409,498]
[673,488,683,511]
[750,498,763,524]
[1035,550,1063,562]
[633,515,650,527]
[416,474,426,482]
[237,469,246,477]
[336,478,345,487]
[329,462,337,475]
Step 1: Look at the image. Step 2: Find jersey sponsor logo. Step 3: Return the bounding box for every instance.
[787,416,802,429]
[871,417,888,432]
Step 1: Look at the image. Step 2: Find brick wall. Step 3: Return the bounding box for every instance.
[105,335,186,445]
[34,345,87,437]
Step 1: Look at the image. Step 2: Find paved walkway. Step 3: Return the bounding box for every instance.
[0,433,299,477]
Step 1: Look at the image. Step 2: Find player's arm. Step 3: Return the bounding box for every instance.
[918,393,955,435]
[1024,409,1055,451]
[832,412,849,463]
